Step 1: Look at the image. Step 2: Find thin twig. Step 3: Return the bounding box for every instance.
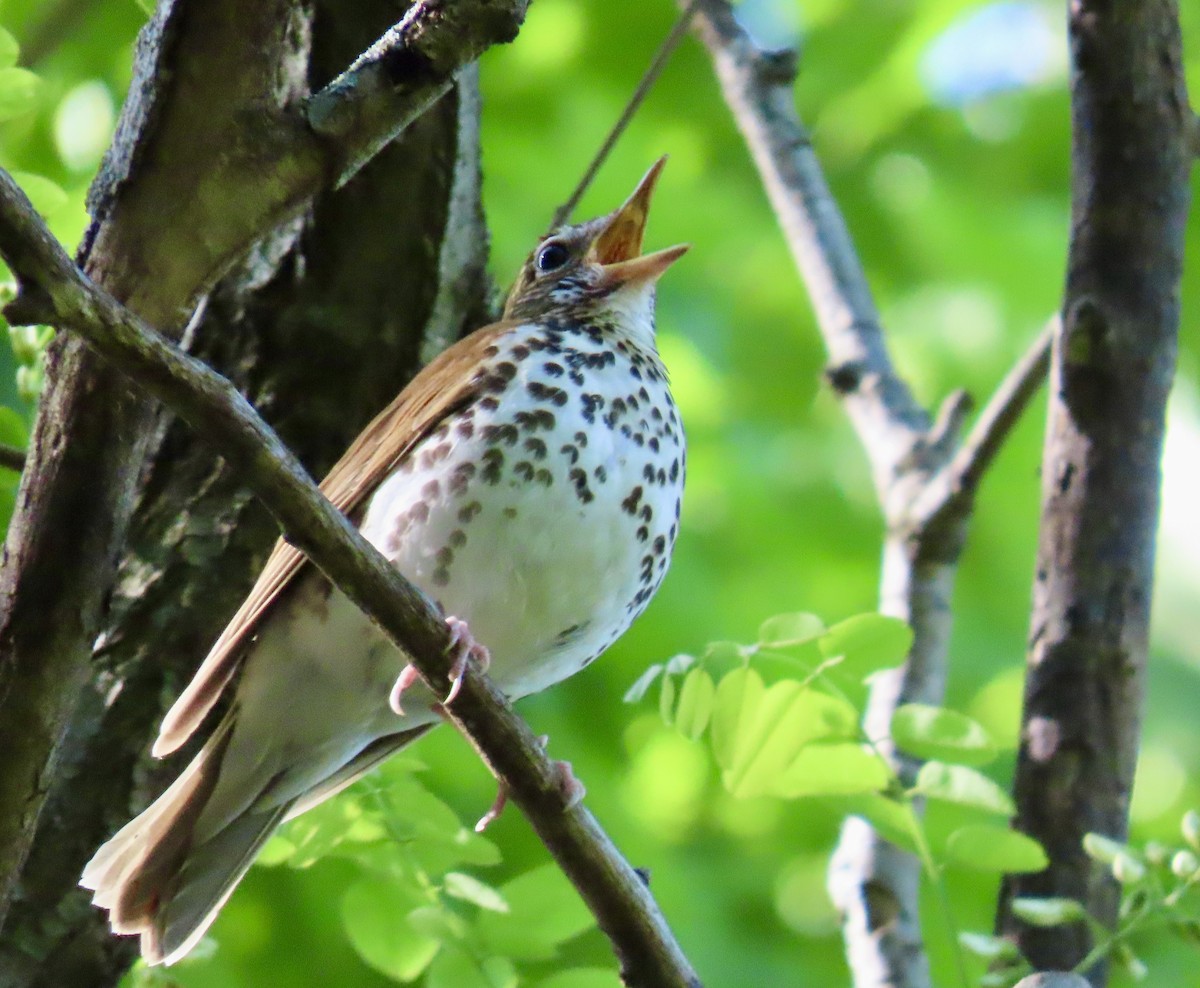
[0,167,700,988]
[0,442,26,473]
[549,0,701,230]
[948,317,1055,496]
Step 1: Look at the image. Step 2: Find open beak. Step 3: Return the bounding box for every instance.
[588,156,689,286]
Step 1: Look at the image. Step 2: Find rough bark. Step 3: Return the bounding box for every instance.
[997,0,1191,981]
[0,1,498,982]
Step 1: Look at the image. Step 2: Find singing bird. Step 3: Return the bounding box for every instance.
[82,159,688,965]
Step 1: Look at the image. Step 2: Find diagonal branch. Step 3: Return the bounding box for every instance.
[0,169,700,988]
[687,0,928,499]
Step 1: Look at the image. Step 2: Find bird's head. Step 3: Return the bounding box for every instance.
[503,157,689,328]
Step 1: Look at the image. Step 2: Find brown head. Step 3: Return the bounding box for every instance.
[503,157,689,325]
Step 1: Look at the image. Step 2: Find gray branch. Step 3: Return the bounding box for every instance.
[0,169,700,988]
[688,2,1052,985]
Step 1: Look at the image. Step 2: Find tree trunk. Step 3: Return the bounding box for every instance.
[997,0,1191,980]
[0,4,489,985]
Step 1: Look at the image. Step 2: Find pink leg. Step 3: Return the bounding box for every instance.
[474,740,586,833]
[389,616,491,716]
[442,615,491,706]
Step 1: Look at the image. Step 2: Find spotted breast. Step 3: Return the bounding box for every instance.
[81,158,688,967]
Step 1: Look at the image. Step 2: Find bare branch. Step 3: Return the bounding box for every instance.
[549,0,701,230]
[0,169,699,988]
[688,0,928,497]
[914,319,1054,528]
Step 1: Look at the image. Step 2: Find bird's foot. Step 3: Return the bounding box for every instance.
[475,779,508,833]
[443,615,491,706]
[389,616,491,716]
[473,737,586,833]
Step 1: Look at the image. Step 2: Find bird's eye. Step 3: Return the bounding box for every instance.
[535,241,570,273]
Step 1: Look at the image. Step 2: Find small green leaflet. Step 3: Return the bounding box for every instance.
[892,703,995,766]
[757,612,825,647]
[1009,896,1087,927]
[818,613,913,677]
[443,871,509,913]
[913,761,1014,816]
[672,668,715,739]
[944,824,1049,873]
[0,66,39,122]
[477,864,595,961]
[341,877,440,981]
[774,742,890,798]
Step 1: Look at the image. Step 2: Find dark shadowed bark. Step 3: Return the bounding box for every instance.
[997,0,1191,981]
[0,2,496,984]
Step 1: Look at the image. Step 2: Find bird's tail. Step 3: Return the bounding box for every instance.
[80,716,286,966]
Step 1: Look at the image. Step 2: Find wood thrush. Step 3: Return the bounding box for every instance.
[81,158,688,965]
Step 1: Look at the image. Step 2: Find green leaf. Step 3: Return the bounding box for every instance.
[757,612,824,647]
[944,824,1049,873]
[774,743,890,798]
[477,864,594,960]
[341,877,440,981]
[623,664,663,704]
[427,946,494,988]
[958,931,1021,961]
[534,969,624,988]
[658,669,677,725]
[826,794,920,853]
[710,666,764,771]
[914,761,1014,815]
[673,668,715,740]
[0,28,18,69]
[1009,896,1087,927]
[1081,832,1132,866]
[444,872,509,913]
[818,613,913,676]
[892,704,995,766]
[408,904,470,942]
[730,688,861,798]
[9,172,67,217]
[0,67,39,122]
[1182,809,1200,850]
[703,640,748,671]
[481,957,519,988]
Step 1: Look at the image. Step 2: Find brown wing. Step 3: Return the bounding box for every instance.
[153,321,515,757]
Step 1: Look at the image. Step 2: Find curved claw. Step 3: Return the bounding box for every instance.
[389,664,421,716]
[442,616,491,706]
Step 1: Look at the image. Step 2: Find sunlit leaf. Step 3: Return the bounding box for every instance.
[710,666,765,771]
[945,825,1049,873]
[408,904,470,942]
[892,704,995,766]
[534,969,624,988]
[659,669,677,725]
[818,614,913,676]
[427,945,494,988]
[1009,896,1087,927]
[825,794,920,853]
[958,931,1020,961]
[774,743,890,798]
[757,612,825,647]
[1081,832,1133,866]
[0,28,18,69]
[673,668,716,740]
[341,877,440,981]
[0,67,39,122]
[444,872,509,913]
[477,864,594,960]
[914,761,1013,815]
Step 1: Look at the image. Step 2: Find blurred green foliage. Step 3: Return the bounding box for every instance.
[2,0,1199,984]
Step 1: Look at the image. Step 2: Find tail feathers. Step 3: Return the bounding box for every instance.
[142,804,287,965]
[81,716,286,965]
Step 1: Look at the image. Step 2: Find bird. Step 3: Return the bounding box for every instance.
[81,158,689,966]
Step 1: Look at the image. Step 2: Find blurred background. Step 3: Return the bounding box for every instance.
[0,0,1198,984]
